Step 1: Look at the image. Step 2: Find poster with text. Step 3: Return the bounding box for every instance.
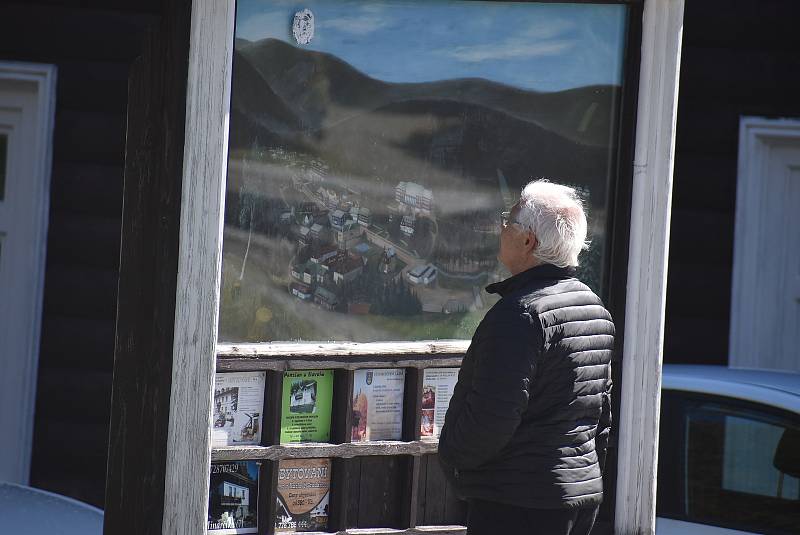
[275,458,331,533]
[213,371,266,447]
[208,461,259,534]
[421,368,459,440]
[280,369,334,443]
[351,368,405,441]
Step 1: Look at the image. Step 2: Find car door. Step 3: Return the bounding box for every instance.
[657,390,800,534]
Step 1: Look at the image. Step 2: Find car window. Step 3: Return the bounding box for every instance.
[684,400,800,534]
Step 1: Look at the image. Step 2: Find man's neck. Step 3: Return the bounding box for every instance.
[510,257,542,276]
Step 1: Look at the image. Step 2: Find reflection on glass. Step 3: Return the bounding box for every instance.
[686,403,800,532]
[220,1,628,342]
[0,134,7,201]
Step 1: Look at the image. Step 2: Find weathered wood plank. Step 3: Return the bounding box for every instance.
[263,371,284,446]
[52,109,127,163]
[331,458,353,531]
[104,10,187,533]
[331,370,355,531]
[216,343,466,371]
[0,4,157,62]
[218,341,470,358]
[55,59,132,113]
[347,457,363,529]
[34,369,112,423]
[418,455,445,525]
[46,212,122,269]
[262,460,279,535]
[160,0,235,534]
[49,162,124,217]
[402,456,421,529]
[211,441,439,462]
[615,0,684,534]
[217,342,466,372]
[38,315,115,370]
[42,265,119,319]
[357,456,405,528]
[269,528,465,535]
[216,356,465,372]
[402,369,423,528]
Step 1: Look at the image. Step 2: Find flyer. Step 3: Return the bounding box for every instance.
[351,368,405,442]
[280,370,334,443]
[275,458,331,533]
[212,371,266,447]
[208,461,259,534]
[420,368,459,440]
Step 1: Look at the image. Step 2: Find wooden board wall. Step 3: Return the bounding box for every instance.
[664,0,800,365]
[0,1,159,507]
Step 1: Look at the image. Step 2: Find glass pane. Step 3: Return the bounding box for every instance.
[0,134,7,201]
[220,1,629,342]
[685,402,800,533]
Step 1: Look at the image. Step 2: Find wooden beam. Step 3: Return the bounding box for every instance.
[217,341,470,357]
[217,356,464,372]
[216,342,467,372]
[160,0,235,534]
[211,441,440,462]
[270,528,465,535]
[615,0,684,533]
[103,1,190,532]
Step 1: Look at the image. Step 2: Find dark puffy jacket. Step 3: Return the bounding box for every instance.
[438,264,614,509]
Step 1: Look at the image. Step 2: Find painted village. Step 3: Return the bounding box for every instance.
[220,146,505,342]
[282,160,500,316]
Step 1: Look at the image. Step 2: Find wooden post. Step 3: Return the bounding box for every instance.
[161,0,235,533]
[104,1,191,532]
[615,0,684,533]
[105,0,234,534]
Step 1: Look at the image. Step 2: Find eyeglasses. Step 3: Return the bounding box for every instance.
[500,211,521,228]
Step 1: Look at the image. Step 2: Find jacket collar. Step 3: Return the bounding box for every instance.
[486,263,576,297]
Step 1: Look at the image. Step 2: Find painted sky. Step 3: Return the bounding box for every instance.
[236,0,628,92]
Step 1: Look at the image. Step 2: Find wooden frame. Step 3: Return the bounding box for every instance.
[209,356,467,534]
[106,0,684,534]
[730,116,800,372]
[0,60,56,485]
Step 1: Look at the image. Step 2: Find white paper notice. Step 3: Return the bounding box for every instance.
[420,368,459,440]
[212,371,266,447]
[351,368,405,441]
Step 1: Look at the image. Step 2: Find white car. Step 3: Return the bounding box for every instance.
[657,365,800,534]
[0,482,103,534]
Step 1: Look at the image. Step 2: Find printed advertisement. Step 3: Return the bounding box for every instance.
[280,369,334,443]
[212,371,266,447]
[351,368,406,441]
[420,368,459,440]
[275,458,331,533]
[208,461,259,534]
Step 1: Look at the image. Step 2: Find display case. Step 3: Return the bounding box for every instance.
[105,0,684,533]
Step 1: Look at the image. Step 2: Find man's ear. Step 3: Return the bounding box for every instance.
[524,232,538,254]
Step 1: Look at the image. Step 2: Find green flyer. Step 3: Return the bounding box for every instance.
[280,370,334,443]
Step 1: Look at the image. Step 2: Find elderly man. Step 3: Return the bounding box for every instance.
[438,180,614,535]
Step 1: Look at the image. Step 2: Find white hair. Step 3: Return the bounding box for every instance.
[516,180,589,267]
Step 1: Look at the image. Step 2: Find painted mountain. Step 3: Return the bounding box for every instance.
[228,38,621,210]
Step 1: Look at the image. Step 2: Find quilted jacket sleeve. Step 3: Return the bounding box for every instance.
[438,306,542,471]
